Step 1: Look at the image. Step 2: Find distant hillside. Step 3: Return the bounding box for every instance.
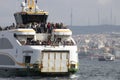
[68,25,120,35]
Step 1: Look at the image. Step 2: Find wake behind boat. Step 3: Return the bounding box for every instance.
[0,0,78,76]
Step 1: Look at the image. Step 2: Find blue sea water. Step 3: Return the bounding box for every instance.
[69,25,120,35]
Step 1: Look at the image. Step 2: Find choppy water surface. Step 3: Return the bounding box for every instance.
[78,58,120,80]
[1,58,120,80]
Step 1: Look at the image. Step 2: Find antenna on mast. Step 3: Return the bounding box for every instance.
[110,8,113,25]
[98,8,100,25]
[70,8,73,26]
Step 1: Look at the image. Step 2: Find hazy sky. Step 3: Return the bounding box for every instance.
[0,0,120,26]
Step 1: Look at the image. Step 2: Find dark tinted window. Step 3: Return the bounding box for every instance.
[0,38,13,49]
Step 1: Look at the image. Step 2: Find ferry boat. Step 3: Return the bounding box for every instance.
[0,0,78,76]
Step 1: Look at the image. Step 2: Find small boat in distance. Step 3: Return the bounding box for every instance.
[98,53,115,61]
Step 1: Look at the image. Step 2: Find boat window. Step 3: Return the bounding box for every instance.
[62,38,74,45]
[21,15,48,24]
[0,54,15,65]
[0,38,13,49]
[15,35,34,45]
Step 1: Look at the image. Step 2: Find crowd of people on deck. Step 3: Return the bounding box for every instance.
[0,23,16,31]
[0,22,67,33]
[24,37,74,46]
[0,22,75,46]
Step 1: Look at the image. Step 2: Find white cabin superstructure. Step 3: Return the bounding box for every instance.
[0,0,78,76]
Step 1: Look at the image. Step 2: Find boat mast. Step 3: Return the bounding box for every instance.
[27,0,35,10]
[22,0,38,12]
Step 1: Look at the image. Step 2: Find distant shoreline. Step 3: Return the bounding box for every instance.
[68,25,120,35]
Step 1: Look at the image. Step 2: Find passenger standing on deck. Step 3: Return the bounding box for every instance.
[32,23,37,31]
[12,23,16,29]
[0,26,2,31]
[43,23,46,33]
[60,22,63,29]
[47,22,51,33]
[54,23,58,29]
[37,23,41,33]
[51,23,54,32]
[28,23,32,28]
[55,23,60,29]
[40,23,44,33]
